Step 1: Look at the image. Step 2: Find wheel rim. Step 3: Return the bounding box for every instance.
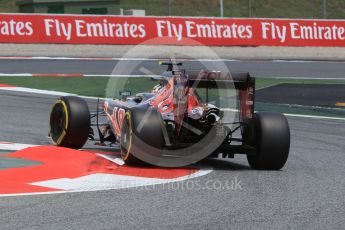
[50,100,68,145]
[120,112,132,161]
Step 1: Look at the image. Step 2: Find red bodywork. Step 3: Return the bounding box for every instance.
[103,70,255,139]
[150,77,203,134]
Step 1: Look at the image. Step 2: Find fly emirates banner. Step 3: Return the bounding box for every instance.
[0,14,344,46]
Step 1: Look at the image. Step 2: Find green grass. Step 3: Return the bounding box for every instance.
[0,76,156,98]
[1,75,344,102]
[121,0,345,19]
[1,76,345,98]
[0,0,17,13]
[0,150,11,154]
[255,101,345,117]
[256,77,345,89]
[1,76,345,117]
[2,0,345,19]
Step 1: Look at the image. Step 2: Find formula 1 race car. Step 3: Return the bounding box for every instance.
[49,62,290,170]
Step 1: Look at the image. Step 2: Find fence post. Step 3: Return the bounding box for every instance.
[220,0,224,17]
[323,0,327,19]
[248,0,252,17]
[167,0,171,16]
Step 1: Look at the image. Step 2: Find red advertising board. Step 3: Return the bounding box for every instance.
[0,13,344,47]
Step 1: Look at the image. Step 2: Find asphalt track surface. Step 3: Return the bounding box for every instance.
[256,83,345,107]
[0,58,345,78]
[0,90,345,229]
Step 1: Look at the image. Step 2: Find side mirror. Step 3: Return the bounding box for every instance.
[118,91,131,100]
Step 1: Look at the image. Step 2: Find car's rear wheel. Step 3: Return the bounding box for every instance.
[120,105,165,165]
[50,96,90,149]
[247,112,290,170]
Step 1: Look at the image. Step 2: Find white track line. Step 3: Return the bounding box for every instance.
[0,57,235,61]
[0,166,212,197]
[0,73,33,77]
[96,153,125,166]
[84,74,160,78]
[0,143,37,151]
[0,86,344,121]
[0,141,213,197]
[0,169,212,197]
[0,73,160,78]
[269,76,345,80]
[0,73,344,80]
[283,113,345,121]
[0,87,77,96]
[222,108,345,121]
[0,56,345,63]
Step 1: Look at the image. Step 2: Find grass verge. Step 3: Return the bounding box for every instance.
[0,77,156,98]
[1,76,345,117]
[1,76,345,98]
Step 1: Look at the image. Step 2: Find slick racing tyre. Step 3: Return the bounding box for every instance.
[50,96,90,149]
[247,112,290,170]
[120,105,164,165]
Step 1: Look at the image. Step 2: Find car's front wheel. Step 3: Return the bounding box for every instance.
[49,96,90,149]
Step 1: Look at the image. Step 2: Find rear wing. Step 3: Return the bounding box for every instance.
[187,70,255,90]
[160,62,255,120]
[185,70,256,119]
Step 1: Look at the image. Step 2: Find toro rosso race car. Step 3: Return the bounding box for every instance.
[49,62,290,170]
